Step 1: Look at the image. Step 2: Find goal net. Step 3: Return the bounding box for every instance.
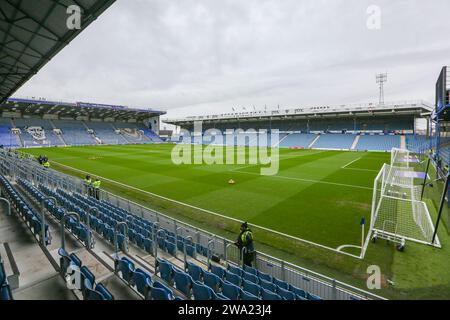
[361,148,440,257]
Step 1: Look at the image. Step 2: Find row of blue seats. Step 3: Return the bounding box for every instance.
[116,256,184,300]
[36,182,321,300]
[19,179,93,248]
[35,184,188,300]
[60,188,211,259]
[210,263,321,300]
[0,175,50,245]
[58,248,114,300]
[0,257,13,300]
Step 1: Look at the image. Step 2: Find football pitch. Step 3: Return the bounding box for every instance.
[23,144,390,253]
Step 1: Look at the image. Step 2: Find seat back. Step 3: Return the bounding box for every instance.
[173,268,193,297]
[221,280,240,300]
[242,279,261,297]
[192,281,214,300]
[225,271,241,286]
[203,271,221,293]
[261,288,282,300]
[187,262,203,282]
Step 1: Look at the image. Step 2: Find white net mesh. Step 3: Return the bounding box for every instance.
[368,151,440,248]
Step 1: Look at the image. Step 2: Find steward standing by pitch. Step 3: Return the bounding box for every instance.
[235,222,255,267]
[92,178,101,200]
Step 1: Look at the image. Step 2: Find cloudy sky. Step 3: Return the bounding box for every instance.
[15,0,450,122]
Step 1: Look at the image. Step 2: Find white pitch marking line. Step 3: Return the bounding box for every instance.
[47,159,363,259]
[341,156,362,169]
[233,170,373,190]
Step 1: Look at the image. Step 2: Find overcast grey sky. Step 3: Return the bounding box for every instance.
[15,0,450,120]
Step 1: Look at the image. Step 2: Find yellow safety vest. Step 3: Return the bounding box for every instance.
[93,181,101,189]
[85,179,92,185]
[43,161,50,168]
[240,230,252,245]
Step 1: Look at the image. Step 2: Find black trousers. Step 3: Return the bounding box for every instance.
[243,251,255,267]
[94,188,100,200]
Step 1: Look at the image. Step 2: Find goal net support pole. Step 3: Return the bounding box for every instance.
[432,174,449,244]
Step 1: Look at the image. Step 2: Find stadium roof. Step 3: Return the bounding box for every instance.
[164,100,433,125]
[1,97,165,121]
[0,0,116,103]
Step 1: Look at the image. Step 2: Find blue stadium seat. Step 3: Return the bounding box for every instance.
[241,290,260,300]
[187,262,203,282]
[210,264,226,279]
[259,278,277,292]
[156,258,174,284]
[225,271,241,286]
[143,238,153,254]
[203,271,221,293]
[227,264,243,277]
[165,240,177,256]
[192,280,214,300]
[118,257,135,283]
[133,268,152,299]
[242,271,259,284]
[152,280,173,300]
[221,280,241,300]
[92,283,114,300]
[257,271,272,282]
[242,279,261,297]
[289,285,307,299]
[261,288,282,300]
[277,286,296,300]
[307,292,322,300]
[273,277,289,290]
[173,268,193,297]
[243,265,258,276]
[69,253,82,268]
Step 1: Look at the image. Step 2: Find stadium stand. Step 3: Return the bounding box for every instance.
[312,134,356,150]
[1,149,361,300]
[356,135,401,151]
[278,133,316,148]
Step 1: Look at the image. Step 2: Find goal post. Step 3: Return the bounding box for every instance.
[361,150,441,258]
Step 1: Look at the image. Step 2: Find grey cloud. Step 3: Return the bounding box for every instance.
[14,0,450,119]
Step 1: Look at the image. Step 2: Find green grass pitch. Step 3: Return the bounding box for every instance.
[23,144,389,252]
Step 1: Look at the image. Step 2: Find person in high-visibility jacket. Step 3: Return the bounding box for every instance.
[84,175,93,197]
[234,222,255,267]
[92,178,101,200]
[42,160,50,169]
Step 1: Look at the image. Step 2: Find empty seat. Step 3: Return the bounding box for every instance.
[289,285,307,299]
[192,281,214,300]
[277,286,296,300]
[187,262,203,282]
[173,268,193,297]
[259,278,277,292]
[152,280,173,300]
[307,292,322,300]
[221,280,241,300]
[157,258,174,284]
[242,271,259,284]
[241,290,260,300]
[261,288,282,300]
[225,271,241,286]
[133,268,152,299]
[273,277,289,290]
[242,279,261,297]
[203,271,221,293]
[227,264,243,277]
[243,265,258,275]
[117,257,135,283]
[210,264,226,279]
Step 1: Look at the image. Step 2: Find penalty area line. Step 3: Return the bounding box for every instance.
[50,160,363,260]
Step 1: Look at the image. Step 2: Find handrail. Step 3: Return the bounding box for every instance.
[152,222,159,258]
[207,239,215,268]
[155,229,165,260]
[114,222,129,256]
[0,197,11,216]
[61,211,80,251]
[184,236,193,271]
[5,152,387,300]
[40,196,56,246]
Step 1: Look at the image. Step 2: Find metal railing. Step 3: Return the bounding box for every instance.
[0,149,385,300]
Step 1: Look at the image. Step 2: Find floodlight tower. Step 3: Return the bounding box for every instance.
[376,73,388,105]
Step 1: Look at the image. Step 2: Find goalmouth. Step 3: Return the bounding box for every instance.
[361,148,441,258]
